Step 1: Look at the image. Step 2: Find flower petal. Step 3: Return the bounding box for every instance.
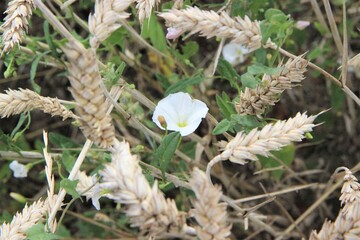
[222,43,250,65]
[9,160,28,178]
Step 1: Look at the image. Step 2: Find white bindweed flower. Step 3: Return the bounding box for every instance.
[222,43,250,66]
[152,92,209,136]
[9,160,28,178]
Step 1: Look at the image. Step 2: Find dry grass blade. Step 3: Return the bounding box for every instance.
[1,0,36,53]
[63,44,115,148]
[159,6,262,52]
[323,0,343,54]
[236,55,308,115]
[0,88,77,120]
[190,168,232,240]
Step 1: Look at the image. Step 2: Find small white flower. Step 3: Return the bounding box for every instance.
[9,160,28,178]
[222,43,250,66]
[166,27,183,39]
[76,171,102,210]
[152,92,209,136]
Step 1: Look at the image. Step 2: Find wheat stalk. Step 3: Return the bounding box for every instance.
[206,112,320,181]
[0,88,77,120]
[158,6,261,52]
[236,56,308,115]
[88,0,133,48]
[63,43,115,148]
[1,0,35,53]
[310,167,360,240]
[99,140,186,237]
[0,200,47,240]
[190,168,232,240]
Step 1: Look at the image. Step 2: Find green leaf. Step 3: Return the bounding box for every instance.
[27,223,61,240]
[60,179,80,198]
[43,21,58,57]
[248,63,282,75]
[265,8,285,20]
[178,41,199,60]
[10,112,31,142]
[230,115,262,129]
[30,52,50,93]
[62,150,76,173]
[165,74,205,95]
[153,132,181,173]
[212,119,232,135]
[49,132,79,148]
[216,92,236,119]
[258,144,295,180]
[330,83,345,111]
[141,14,167,52]
[240,72,257,88]
[217,58,240,82]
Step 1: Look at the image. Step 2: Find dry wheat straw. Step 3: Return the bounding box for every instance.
[1,0,35,53]
[89,0,133,48]
[159,6,261,52]
[206,112,320,179]
[136,0,160,23]
[310,168,360,240]
[0,88,77,120]
[43,131,57,233]
[0,200,46,240]
[99,140,186,236]
[63,44,115,148]
[190,168,231,240]
[237,56,308,115]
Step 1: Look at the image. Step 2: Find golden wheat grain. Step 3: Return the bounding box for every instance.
[99,140,185,236]
[1,0,35,53]
[63,44,115,148]
[0,200,46,240]
[0,88,76,120]
[190,168,232,240]
[89,0,133,48]
[136,0,160,23]
[159,6,261,52]
[310,168,360,240]
[236,56,308,115]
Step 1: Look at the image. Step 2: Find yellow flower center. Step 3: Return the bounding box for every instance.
[177,121,187,128]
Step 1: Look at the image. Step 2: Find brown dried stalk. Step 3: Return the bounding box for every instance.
[0,88,77,120]
[99,140,186,237]
[190,168,232,240]
[310,168,360,240]
[206,112,320,180]
[236,56,308,115]
[136,0,160,23]
[63,43,115,148]
[0,200,47,239]
[1,0,35,53]
[158,6,261,52]
[88,0,133,48]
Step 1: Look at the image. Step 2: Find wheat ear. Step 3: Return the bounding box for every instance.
[1,0,35,53]
[0,200,47,240]
[89,0,133,48]
[99,140,186,236]
[236,56,308,115]
[309,168,360,240]
[63,43,115,148]
[158,6,261,52]
[190,168,232,240]
[206,112,320,181]
[0,88,77,120]
[136,0,160,23]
